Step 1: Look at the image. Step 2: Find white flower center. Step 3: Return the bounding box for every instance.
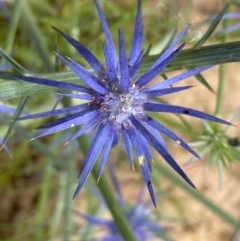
[101,87,146,130]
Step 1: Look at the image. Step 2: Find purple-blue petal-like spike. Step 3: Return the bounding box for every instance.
[59,93,92,100]
[97,131,114,179]
[119,29,130,93]
[127,127,144,159]
[149,66,212,90]
[94,0,118,68]
[52,27,104,75]
[0,105,16,114]
[73,122,113,198]
[37,110,90,129]
[76,212,112,226]
[34,111,98,139]
[144,123,168,151]
[127,127,157,207]
[129,49,145,78]
[131,116,196,190]
[211,12,240,19]
[66,117,99,144]
[38,113,84,130]
[143,116,200,158]
[57,54,107,94]
[0,105,28,117]
[145,222,167,233]
[111,133,119,147]
[144,102,232,125]
[151,24,191,69]
[103,42,117,84]
[136,43,185,88]
[129,0,143,66]
[217,22,240,35]
[122,129,135,168]
[144,85,193,98]
[16,75,89,93]
[139,157,157,208]
[16,104,89,120]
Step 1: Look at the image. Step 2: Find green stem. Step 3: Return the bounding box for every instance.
[21,0,53,71]
[63,162,73,241]
[215,1,229,116]
[62,144,76,241]
[49,176,65,240]
[215,64,226,116]
[34,162,53,241]
[78,136,138,241]
[4,0,23,54]
[70,0,79,40]
[93,165,138,241]
[156,163,238,227]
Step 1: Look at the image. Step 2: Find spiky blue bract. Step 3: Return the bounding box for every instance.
[16,0,231,206]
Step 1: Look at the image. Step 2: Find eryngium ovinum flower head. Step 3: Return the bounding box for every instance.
[17,0,231,206]
[76,168,169,241]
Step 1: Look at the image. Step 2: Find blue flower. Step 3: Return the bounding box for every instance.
[77,193,168,241]
[76,167,169,241]
[16,0,231,206]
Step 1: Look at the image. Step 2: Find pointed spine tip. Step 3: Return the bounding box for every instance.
[29,138,36,142]
[97,177,100,183]
[73,192,77,200]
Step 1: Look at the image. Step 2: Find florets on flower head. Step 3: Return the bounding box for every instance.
[16,0,231,206]
[93,84,146,131]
